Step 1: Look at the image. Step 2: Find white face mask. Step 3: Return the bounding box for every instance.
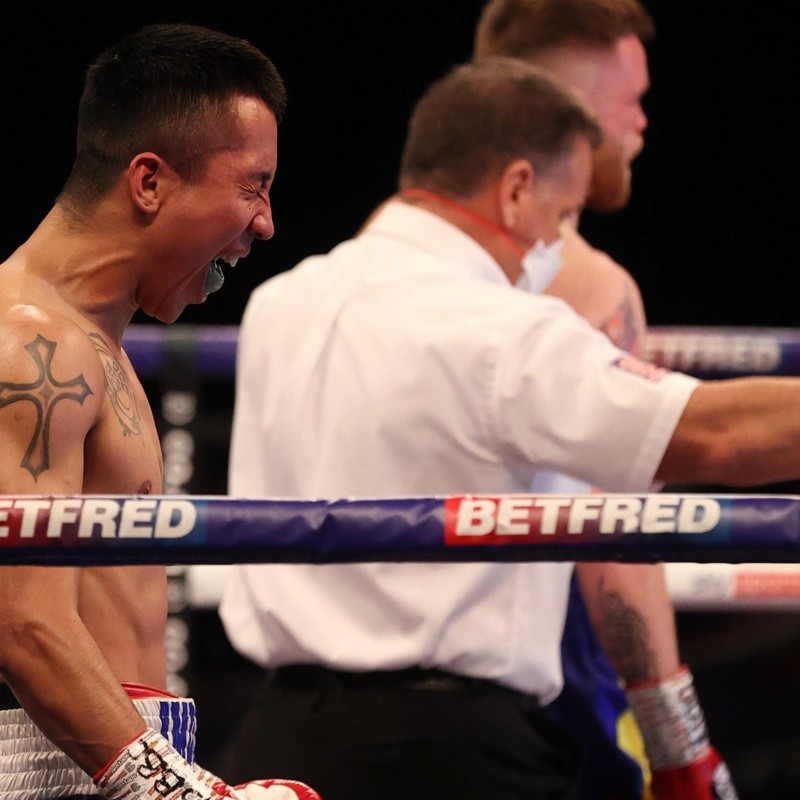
[515,237,564,294]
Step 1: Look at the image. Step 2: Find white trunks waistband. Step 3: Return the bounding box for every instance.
[0,695,196,799]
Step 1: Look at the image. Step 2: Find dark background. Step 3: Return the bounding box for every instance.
[5,5,797,799]
[2,3,791,330]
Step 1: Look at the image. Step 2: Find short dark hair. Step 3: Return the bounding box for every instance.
[59,23,287,212]
[474,0,655,61]
[398,57,601,198]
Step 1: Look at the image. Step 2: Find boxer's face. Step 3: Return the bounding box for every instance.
[138,95,279,324]
[541,35,649,212]
[579,35,650,212]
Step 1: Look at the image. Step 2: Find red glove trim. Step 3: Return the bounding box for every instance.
[626,663,689,692]
[121,680,178,700]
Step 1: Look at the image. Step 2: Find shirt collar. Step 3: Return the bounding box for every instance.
[362,199,511,286]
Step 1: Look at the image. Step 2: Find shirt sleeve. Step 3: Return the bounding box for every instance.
[491,299,700,493]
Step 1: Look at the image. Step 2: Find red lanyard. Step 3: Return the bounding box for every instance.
[400,188,526,259]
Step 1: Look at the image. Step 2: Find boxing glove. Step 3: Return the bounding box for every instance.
[195,761,322,800]
[95,727,321,800]
[649,747,737,800]
[626,666,738,800]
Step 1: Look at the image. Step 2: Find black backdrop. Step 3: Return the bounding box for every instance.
[2,3,791,330]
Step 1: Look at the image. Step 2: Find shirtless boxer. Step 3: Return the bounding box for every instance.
[475,2,736,798]
[0,22,318,800]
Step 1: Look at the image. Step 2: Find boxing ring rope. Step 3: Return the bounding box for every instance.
[120,323,800,380]
[643,325,800,378]
[11,323,800,613]
[3,492,800,616]
[1,491,799,567]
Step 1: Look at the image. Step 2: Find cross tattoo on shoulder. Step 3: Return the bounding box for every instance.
[0,334,92,480]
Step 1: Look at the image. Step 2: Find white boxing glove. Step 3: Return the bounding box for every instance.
[95,727,321,800]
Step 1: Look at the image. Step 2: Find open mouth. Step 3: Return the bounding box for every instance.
[204,256,239,295]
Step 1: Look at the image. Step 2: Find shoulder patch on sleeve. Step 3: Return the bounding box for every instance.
[610,355,668,382]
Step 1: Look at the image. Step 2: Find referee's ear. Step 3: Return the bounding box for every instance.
[497,158,535,230]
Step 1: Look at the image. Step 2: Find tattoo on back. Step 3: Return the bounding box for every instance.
[89,333,142,437]
[0,334,92,480]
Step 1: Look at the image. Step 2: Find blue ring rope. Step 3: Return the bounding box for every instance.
[1,493,798,566]
[122,324,800,379]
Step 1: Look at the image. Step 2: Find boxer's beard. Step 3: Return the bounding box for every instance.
[586,137,636,212]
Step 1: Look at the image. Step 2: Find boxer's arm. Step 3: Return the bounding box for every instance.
[555,220,736,799]
[594,267,647,358]
[577,568,738,798]
[546,225,648,358]
[0,318,148,773]
[0,566,155,773]
[553,224,681,679]
[575,561,679,685]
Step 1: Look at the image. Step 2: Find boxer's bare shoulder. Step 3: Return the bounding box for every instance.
[546,225,648,355]
[0,302,162,497]
[0,304,104,495]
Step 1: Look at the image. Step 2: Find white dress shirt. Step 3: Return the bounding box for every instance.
[220,201,699,702]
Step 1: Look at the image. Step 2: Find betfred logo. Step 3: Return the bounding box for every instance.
[645,330,781,374]
[444,495,721,545]
[0,497,197,542]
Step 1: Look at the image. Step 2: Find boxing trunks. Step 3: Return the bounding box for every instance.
[0,682,196,800]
